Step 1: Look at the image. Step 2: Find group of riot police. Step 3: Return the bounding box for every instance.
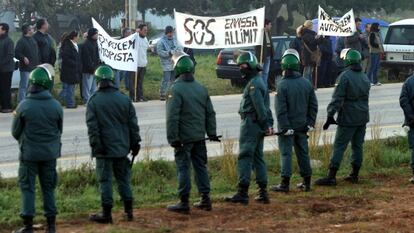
[11,45,414,232]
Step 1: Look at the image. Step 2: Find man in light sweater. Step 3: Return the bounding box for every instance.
[129,24,149,102]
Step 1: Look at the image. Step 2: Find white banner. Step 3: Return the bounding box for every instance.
[92,18,138,72]
[174,8,265,49]
[317,6,356,37]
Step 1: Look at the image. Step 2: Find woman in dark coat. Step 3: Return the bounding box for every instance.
[59,31,82,108]
[299,20,319,86]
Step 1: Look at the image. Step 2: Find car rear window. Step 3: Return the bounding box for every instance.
[385,25,414,45]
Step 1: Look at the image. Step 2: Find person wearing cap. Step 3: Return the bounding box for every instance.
[270,49,318,193]
[87,65,141,224]
[157,25,182,101]
[12,64,62,233]
[224,51,274,205]
[399,73,414,184]
[166,51,218,214]
[80,28,100,104]
[315,49,371,187]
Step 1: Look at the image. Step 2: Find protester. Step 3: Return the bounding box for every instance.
[130,24,149,102]
[362,23,371,73]
[225,52,273,205]
[0,23,15,113]
[255,19,274,90]
[15,24,40,103]
[115,28,132,90]
[157,26,182,101]
[299,20,319,86]
[318,36,334,87]
[166,52,218,214]
[12,64,62,233]
[344,18,364,54]
[368,23,383,86]
[80,28,100,104]
[315,49,371,187]
[87,65,141,223]
[33,19,56,66]
[290,26,303,59]
[60,31,82,108]
[335,36,346,72]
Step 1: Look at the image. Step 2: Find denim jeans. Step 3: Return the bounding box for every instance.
[303,66,314,84]
[261,56,271,90]
[81,73,96,104]
[368,53,380,84]
[60,82,76,107]
[18,71,30,103]
[115,70,130,90]
[160,71,175,97]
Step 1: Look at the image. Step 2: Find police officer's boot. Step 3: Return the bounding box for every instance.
[193,193,212,211]
[45,216,56,233]
[315,168,338,186]
[344,165,360,183]
[409,169,414,184]
[89,205,113,224]
[297,176,311,192]
[254,184,270,204]
[167,194,190,214]
[123,200,133,221]
[224,184,249,205]
[270,176,290,193]
[13,216,33,233]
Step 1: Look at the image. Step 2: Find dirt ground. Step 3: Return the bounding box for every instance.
[23,175,414,233]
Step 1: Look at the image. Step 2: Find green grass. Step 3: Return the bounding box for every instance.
[0,135,412,229]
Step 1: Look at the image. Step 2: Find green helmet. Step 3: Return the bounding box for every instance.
[236,51,258,70]
[29,64,55,90]
[281,49,300,71]
[172,51,194,77]
[340,49,362,66]
[94,65,115,82]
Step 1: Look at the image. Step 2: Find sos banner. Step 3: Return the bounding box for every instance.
[317,6,356,37]
[92,18,138,72]
[174,8,265,49]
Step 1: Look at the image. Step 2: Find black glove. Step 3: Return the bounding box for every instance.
[170,141,183,148]
[209,135,221,142]
[131,144,141,156]
[323,116,337,130]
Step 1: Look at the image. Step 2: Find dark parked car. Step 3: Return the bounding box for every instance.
[216,36,295,88]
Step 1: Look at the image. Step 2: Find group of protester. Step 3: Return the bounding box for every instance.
[288,18,384,89]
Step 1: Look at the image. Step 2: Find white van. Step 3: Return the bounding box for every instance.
[382,19,414,80]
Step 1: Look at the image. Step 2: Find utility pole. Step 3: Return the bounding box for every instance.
[128,0,137,29]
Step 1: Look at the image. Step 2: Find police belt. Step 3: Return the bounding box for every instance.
[240,112,257,121]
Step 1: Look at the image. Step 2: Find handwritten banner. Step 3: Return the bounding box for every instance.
[318,6,356,37]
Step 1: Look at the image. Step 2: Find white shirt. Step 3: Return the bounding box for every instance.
[71,40,79,52]
[137,36,149,67]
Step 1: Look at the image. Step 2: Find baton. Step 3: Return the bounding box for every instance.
[129,147,140,168]
[205,135,223,141]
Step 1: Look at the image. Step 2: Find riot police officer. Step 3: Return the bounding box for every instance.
[399,73,414,184]
[315,49,371,186]
[271,49,318,193]
[224,51,274,205]
[12,64,62,233]
[87,65,141,223]
[166,51,218,214]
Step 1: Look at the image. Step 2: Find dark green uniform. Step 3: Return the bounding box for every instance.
[12,90,63,219]
[399,75,414,176]
[275,72,318,178]
[238,74,273,187]
[86,87,141,207]
[327,67,370,170]
[166,73,216,197]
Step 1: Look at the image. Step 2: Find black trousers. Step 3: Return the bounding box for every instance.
[129,67,146,101]
[0,71,13,110]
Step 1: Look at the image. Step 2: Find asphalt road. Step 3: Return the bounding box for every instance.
[0,83,406,178]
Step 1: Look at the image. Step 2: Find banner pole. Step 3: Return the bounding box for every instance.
[134,71,138,102]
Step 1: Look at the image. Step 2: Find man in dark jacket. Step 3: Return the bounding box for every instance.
[318,36,333,87]
[270,49,318,193]
[0,23,15,113]
[344,18,364,54]
[12,64,62,233]
[315,49,371,186]
[225,52,274,205]
[15,24,40,103]
[399,74,414,184]
[255,19,274,90]
[87,65,141,223]
[166,52,218,214]
[33,19,56,66]
[80,28,100,104]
